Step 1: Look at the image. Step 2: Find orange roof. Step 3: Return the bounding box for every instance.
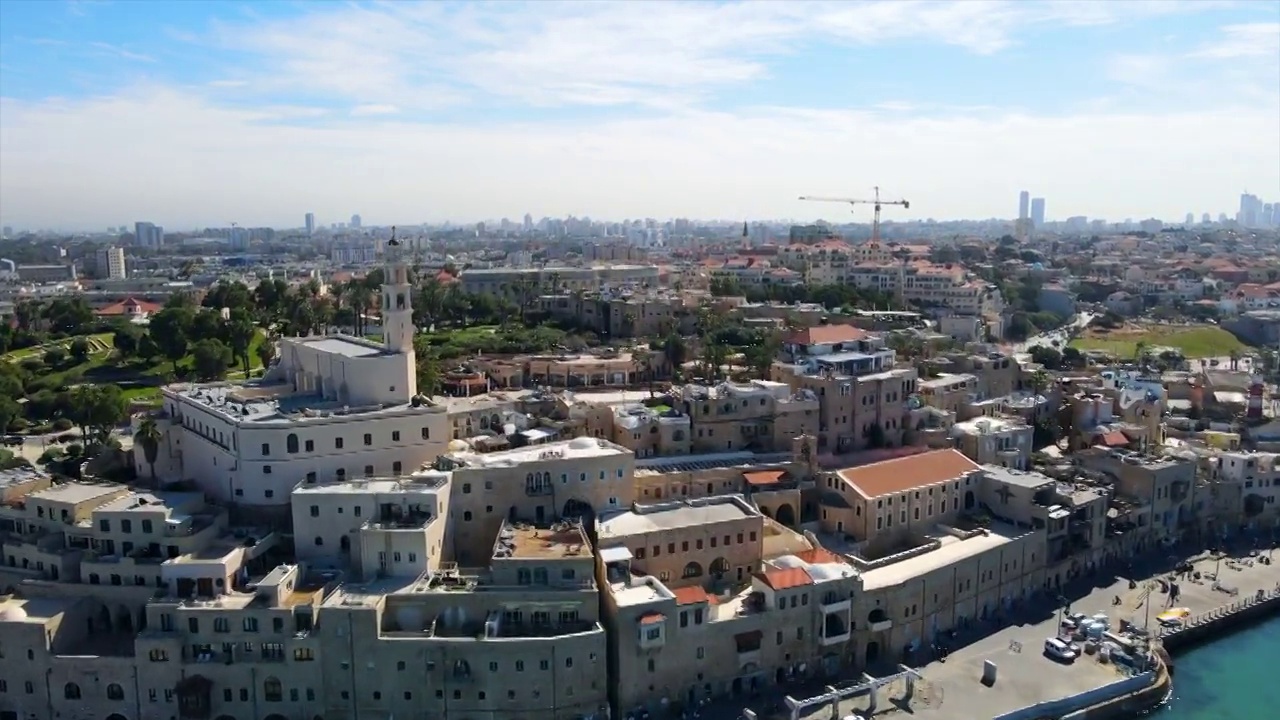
[793,548,843,565]
[743,470,787,487]
[836,448,979,499]
[672,586,715,606]
[1098,431,1130,447]
[784,324,868,346]
[757,567,813,591]
[638,612,666,625]
[95,297,161,316]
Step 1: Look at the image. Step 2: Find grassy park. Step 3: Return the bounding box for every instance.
[1069,323,1248,359]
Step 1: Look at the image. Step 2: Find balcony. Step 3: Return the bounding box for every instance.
[819,592,851,614]
[867,608,892,633]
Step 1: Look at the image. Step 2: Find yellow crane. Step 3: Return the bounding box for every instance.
[799,186,910,244]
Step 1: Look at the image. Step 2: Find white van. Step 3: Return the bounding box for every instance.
[1044,637,1078,662]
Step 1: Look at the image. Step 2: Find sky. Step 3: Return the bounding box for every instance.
[0,0,1278,231]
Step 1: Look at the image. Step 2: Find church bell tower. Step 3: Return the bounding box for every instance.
[382,227,415,354]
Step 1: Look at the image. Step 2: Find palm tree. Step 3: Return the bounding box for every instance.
[134,418,161,485]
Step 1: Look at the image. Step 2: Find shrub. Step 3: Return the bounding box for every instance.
[52,418,73,431]
[6,417,29,433]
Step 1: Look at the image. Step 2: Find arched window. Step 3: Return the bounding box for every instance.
[106,683,125,700]
[286,434,299,454]
[682,561,704,579]
[264,676,283,702]
[64,682,81,699]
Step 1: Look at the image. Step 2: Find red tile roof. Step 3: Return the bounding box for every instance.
[672,586,715,606]
[784,324,868,346]
[1098,431,1130,447]
[743,470,787,487]
[638,612,666,625]
[836,448,980,499]
[757,567,813,591]
[793,548,844,565]
[95,297,161,316]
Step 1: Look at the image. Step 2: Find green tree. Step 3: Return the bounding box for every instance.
[149,307,193,374]
[222,310,257,376]
[191,339,233,381]
[138,333,160,364]
[134,417,161,484]
[416,351,442,396]
[68,337,90,364]
[113,326,142,358]
[43,346,67,368]
[0,396,21,433]
[255,335,277,373]
[68,384,127,445]
[43,297,94,335]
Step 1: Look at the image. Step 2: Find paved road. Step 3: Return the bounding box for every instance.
[1011,312,1096,356]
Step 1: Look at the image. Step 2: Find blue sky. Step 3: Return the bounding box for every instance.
[1,0,1277,230]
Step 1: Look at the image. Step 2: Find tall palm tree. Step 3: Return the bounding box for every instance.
[134,418,161,485]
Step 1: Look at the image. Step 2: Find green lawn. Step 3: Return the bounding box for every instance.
[3,332,113,362]
[1069,326,1248,359]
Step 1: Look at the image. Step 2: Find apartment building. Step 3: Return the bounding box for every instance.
[459,265,660,298]
[1078,449,1197,545]
[978,466,1109,576]
[1208,451,1280,527]
[611,404,692,458]
[951,416,1033,470]
[678,381,819,454]
[771,326,916,453]
[539,291,697,338]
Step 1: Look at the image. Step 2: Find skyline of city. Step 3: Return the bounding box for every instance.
[0,1,1277,229]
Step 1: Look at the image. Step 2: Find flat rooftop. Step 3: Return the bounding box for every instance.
[954,416,1028,435]
[297,336,389,358]
[94,491,203,513]
[495,521,592,560]
[448,436,627,468]
[981,465,1056,490]
[29,482,126,505]
[0,596,78,623]
[859,522,1029,590]
[598,496,757,539]
[634,450,790,476]
[169,382,429,423]
[0,467,50,489]
[293,471,450,495]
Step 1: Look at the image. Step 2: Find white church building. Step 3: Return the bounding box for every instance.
[137,250,449,522]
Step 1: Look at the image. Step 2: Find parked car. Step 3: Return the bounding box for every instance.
[2,435,24,447]
[1044,637,1078,662]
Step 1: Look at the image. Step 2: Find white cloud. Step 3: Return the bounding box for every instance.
[350,104,399,117]
[1,87,1275,229]
[200,0,1222,110]
[207,79,248,88]
[1191,23,1280,59]
[89,41,155,63]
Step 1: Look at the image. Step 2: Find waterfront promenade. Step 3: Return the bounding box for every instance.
[798,550,1280,720]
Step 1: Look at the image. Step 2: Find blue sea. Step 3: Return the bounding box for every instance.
[1153,613,1280,719]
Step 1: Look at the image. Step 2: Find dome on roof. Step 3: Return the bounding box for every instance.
[772,554,805,568]
[569,436,597,450]
[0,605,28,622]
[447,440,470,453]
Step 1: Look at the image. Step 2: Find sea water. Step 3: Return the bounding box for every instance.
[1153,613,1280,719]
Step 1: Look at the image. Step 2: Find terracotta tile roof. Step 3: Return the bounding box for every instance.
[95,297,161,316]
[638,612,666,625]
[1098,431,1130,447]
[793,548,844,565]
[672,586,715,606]
[784,324,868,346]
[743,470,787,487]
[757,567,813,591]
[836,448,979,499]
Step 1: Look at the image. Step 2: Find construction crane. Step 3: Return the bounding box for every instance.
[799,186,910,244]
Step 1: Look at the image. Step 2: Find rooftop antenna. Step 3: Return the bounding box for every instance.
[388,225,399,247]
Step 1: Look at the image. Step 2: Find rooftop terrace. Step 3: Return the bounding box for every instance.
[493,520,592,560]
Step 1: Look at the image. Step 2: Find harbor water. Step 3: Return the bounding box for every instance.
[1154,613,1280,719]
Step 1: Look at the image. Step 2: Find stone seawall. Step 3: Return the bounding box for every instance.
[1158,586,1280,655]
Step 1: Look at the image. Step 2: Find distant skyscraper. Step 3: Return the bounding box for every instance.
[1185,213,1195,226]
[228,226,249,251]
[305,213,315,235]
[96,246,126,280]
[1030,198,1046,227]
[1,226,11,238]
[1018,191,1030,220]
[134,221,164,248]
[523,213,534,233]
[350,214,362,229]
[1202,213,1211,224]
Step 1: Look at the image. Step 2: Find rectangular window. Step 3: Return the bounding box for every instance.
[261,443,270,455]
[392,431,400,442]
[421,427,430,439]
[363,433,372,446]
[305,439,314,452]
[335,437,344,449]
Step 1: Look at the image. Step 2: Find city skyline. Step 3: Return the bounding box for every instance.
[1,0,1277,230]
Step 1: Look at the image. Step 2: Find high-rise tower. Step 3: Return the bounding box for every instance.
[1018,191,1030,220]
